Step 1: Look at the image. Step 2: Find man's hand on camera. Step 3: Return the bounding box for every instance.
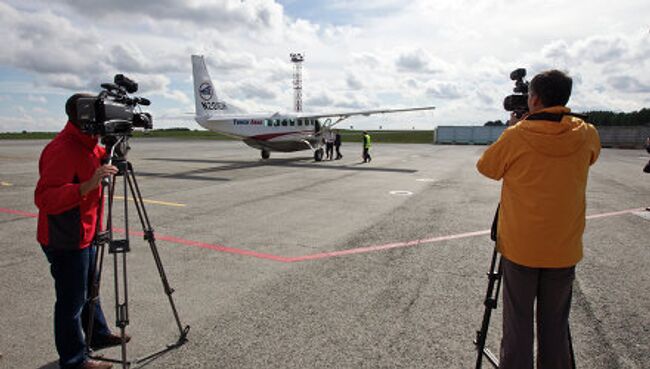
[507,112,520,126]
[80,164,118,196]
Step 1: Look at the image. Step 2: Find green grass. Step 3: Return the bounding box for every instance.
[341,130,434,144]
[0,128,434,144]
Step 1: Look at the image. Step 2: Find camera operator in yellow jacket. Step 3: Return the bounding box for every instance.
[477,85,600,268]
[476,69,600,368]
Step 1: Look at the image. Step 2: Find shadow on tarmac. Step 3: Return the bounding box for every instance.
[142,157,418,174]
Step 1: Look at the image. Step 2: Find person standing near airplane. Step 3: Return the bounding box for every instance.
[362,131,372,163]
[334,130,343,160]
[476,70,600,368]
[35,94,129,369]
[324,129,335,160]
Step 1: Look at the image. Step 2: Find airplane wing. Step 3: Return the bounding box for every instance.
[295,106,436,121]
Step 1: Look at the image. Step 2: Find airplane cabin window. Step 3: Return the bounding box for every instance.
[290,119,295,126]
[297,119,303,126]
[273,119,280,126]
[264,119,271,127]
[282,119,288,126]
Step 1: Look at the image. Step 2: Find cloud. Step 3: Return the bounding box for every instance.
[235,81,278,100]
[607,76,650,93]
[59,0,285,32]
[346,73,363,90]
[1,0,650,131]
[425,82,463,100]
[396,49,444,74]
[27,95,47,103]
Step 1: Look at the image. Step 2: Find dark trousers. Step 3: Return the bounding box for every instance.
[335,144,342,159]
[326,142,334,159]
[363,148,371,162]
[500,257,575,369]
[42,246,111,369]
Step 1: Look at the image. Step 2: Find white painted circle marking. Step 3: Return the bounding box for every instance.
[390,190,413,196]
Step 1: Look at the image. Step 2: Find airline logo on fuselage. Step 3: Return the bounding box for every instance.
[234,119,263,125]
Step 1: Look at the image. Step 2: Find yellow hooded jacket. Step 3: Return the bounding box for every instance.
[477,106,601,268]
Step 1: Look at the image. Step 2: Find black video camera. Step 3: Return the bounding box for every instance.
[503,68,529,118]
[76,74,153,137]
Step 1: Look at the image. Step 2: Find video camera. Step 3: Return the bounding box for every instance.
[76,74,153,137]
[503,68,529,118]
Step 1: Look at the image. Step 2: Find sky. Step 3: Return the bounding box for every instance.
[0,0,649,132]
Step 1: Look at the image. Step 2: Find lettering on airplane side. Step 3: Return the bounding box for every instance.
[201,101,227,111]
[233,119,264,125]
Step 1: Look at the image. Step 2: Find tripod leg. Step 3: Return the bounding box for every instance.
[85,177,116,353]
[474,248,502,369]
[124,164,190,341]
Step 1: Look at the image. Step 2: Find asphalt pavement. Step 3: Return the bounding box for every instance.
[0,139,648,369]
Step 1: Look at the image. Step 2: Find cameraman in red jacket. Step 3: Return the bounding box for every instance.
[35,93,125,369]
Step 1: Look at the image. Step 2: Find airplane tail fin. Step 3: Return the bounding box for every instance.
[191,54,228,117]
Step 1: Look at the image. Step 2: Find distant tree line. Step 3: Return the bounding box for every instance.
[580,108,650,126]
[483,108,650,126]
[483,120,505,126]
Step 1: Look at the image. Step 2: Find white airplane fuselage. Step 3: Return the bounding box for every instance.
[195,113,323,152]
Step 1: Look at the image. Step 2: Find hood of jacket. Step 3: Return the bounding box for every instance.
[514,106,591,157]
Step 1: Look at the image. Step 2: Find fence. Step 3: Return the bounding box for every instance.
[434,125,650,148]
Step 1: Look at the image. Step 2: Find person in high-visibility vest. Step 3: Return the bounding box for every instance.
[362,131,372,163]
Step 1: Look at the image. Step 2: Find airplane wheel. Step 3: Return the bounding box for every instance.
[314,148,323,162]
[261,150,270,159]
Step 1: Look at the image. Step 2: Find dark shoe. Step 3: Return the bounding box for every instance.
[79,359,113,369]
[90,333,131,350]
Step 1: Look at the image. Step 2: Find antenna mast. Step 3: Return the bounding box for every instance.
[290,53,304,112]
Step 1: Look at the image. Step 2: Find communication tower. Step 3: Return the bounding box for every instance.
[290,53,304,112]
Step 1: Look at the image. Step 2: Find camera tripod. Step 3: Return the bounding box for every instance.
[473,207,576,368]
[85,139,190,368]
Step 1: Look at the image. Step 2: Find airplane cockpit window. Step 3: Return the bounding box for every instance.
[282,119,288,126]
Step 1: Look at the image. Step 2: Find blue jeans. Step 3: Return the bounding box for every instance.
[42,246,112,369]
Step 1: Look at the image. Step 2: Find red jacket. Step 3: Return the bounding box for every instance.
[35,122,106,249]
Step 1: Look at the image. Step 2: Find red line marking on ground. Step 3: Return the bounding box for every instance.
[1,207,644,263]
[0,208,37,218]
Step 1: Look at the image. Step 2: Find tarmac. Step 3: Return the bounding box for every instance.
[0,139,648,369]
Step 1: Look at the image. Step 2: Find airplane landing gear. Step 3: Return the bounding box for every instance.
[261,150,270,159]
[314,148,324,162]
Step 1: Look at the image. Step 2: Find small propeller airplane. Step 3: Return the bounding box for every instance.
[191,54,435,161]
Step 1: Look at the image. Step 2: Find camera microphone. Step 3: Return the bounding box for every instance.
[114,74,138,94]
[135,97,151,106]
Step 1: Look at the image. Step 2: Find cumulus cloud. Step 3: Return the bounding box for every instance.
[425,82,463,100]
[346,73,363,90]
[607,76,650,93]
[395,49,450,75]
[59,0,285,32]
